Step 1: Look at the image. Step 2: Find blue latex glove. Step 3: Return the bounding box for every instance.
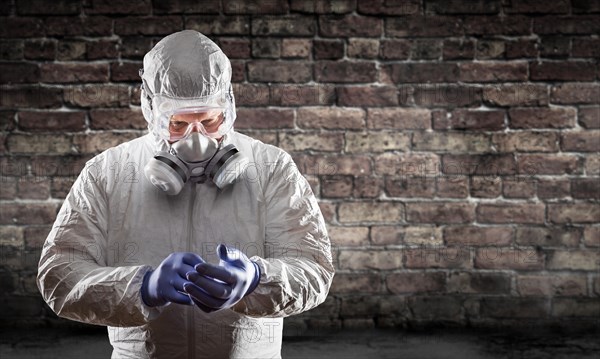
[141,252,204,307]
[183,244,260,312]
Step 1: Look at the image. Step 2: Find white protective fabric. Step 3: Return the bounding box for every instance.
[37,30,335,359]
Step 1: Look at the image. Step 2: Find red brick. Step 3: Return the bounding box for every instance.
[406,202,475,224]
[492,132,559,152]
[280,132,343,152]
[443,39,475,60]
[518,274,587,297]
[297,107,365,130]
[224,0,289,14]
[437,109,505,131]
[561,131,600,152]
[347,38,379,59]
[413,85,482,107]
[584,226,600,247]
[17,0,80,15]
[1,177,17,199]
[448,272,511,294]
[358,0,420,15]
[508,107,576,129]
[291,0,355,14]
[217,38,250,59]
[516,226,582,247]
[552,298,600,318]
[120,37,153,59]
[367,108,430,129]
[24,39,56,60]
[315,61,377,83]
[464,15,531,35]
[339,249,403,270]
[0,18,44,38]
[380,39,411,60]
[0,111,16,131]
[1,86,62,109]
[436,177,469,198]
[115,16,182,35]
[547,250,599,270]
[445,226,513,246]
[537,178,570,199]
[539,36,570,59]
[483,84,548,107]
[338,202,403,224]
[232,84,269,106]
[386,16,462,37]
[270,84,336,106]
[481,298,548,318]
[478,203,546,224]
[504,0,569,14]
[330,273,382,294]
[475,247,544,270]
[550,83,599,104]
[578,107,600,129]
[17,177,50,200]
[415,132,490,153]
[294,155,371,176]
[459,62,528,82]
[345,132,410,153]
[51,177,76,199]
[428,0,500,13]
[375,153,440,176]
[371,226,442,246]
[251,38,281,58]
[518,154,580,176]
[327,225,369,247]
[89,109,146,130]
[506,39,538,58]
[153,0,220,14]
[388,63,458,83]
[475,40,506,59]
[502,179,536,198]
[85,0,150,14]
[530,61,596,81]
[571,178,600,199]
[319,15,382,37]
[7,134,73,154]
[1,40,23,61]
[319,202,335,223]
[572,38,600,58]
[110,62,142,82]
[442,154,516,176]
[585,155,600,175]
[386,272,445,295]
[235,108,294,129]
[411,39,443,59]
[408,296,463,321]
[0,203,58,225]
[186,16,249,35]
[40,63,108,83]
[385,177,435,198]
[337,86,399,107]
[0,63,39,84]
[281,39,311,59]
[64,85,130,108]
[44,16,113,36]
[313,39,344,60]
[353,176,382,198]
[471,176,502,198]
[251,16,315,36]
[86,40,118,60]
[73,132,139,154]
[248,60,312,83]
[404,246,471,269]
[548,203,600,224]
[18,111,86,132]
[56,41,87,61]
[534,16,600,35]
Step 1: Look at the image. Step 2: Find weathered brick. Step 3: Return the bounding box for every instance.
[408,296,463,321]
[0,226,24,247]
[358,0,420,15]
[72,132,139,154]
[386,16,462,37]
[572,0,600,13]
[319,15,382,37]
[436,177,469,198]
[547,250,599,270]
[483,84,548,107]
[448,272,511,294]
[345,132,410,153]
[578,107,600,129]
[534,16,600,35]
[0,62,39,84]
[571,178,600,199]
[89,109,146,130]
[518,154,579,176]
[413,85,482,107]
[0,85,62,110]
[56,40,87,61]
[0,111,16,131]
[115,16,182,35]
[0,17,44,38]
[380,39,411,60]
[338,202,403,224]
[327,225,369,247]
[445,225,513,246]
[477,203,545,224]
[281,39,311,58]
[86,40,118,60]
[475,40,505,59]
[552,298,600,318]
[252,16,314,36]
[17,0,80,15]
[315,61,377,83]
[153,0,220,14]
[406,202,475,224]
[584,226,600,247]
[385,177,435,198]
[353,176,382,199]
[64,85,130,108]
[371,226,443,246]
[548,203,600,224]
[18,111,86,132]
[550,83,599,104]
[330,273,382,293]
[530,61,596,81]
[186,16,250,35]
[537,178,570,199]
[427,0,500,14]
[313,39,344,60]
[291,0,355,14]
[51,177,76,199]
[40,63,108,83]
[0,40,24,60]
[252,38,281,58]
[375,153,440,177]
[232,84,269,106]
[0,203,58,225]
[386,272,445,294]
[367,108,430,130]
[518,274,587,297]
[234,108,294,129]
[561,131,600,152]
[443,39,475,60]
[481,298,548,319]
[539,36,570,58]
[502,179,535,199]
[1,177,17,199]
[572,38,600,58]
[17,177,50,200]
[388,63,458,83]
[347,38,379,59]
[224,0,289,14]
[508,107,576,129]
[44,16,112,37]
[459,62,528,82]
[270,84,336,106]
[120,37,153,59]
[506,39,538,58]
[472,176,504,198]
[475,247,544,270]
[7,134,72,154]
[585,155,600,175]
[410,39,443,59]
[435,109,505,131]
[442,154,516,176]
[319,202,335,223]
[216,38,250,59]
[85,0,151,14]
[295,154,371,176]
[110,62,142,82]
[405,245,472,269]
[464,15,531,35]
[516,226,581,247]
[339,249,403,270]
[248,60,312,83]
[24,39,56,60]
[297,107,365,130]
[340,296,380,318]
[492,132,558,153]
[280,133,343,152]
[337,86,399,107]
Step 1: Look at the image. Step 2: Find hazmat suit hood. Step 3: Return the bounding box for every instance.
[140,30,236,143]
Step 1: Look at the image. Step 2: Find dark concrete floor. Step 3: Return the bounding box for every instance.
[1,327,599,358]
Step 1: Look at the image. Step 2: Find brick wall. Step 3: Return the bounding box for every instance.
[1,0,599,331]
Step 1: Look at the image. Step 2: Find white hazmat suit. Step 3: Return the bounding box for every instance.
[37,30,335,359]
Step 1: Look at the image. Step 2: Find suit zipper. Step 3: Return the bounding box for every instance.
[187,184,196,359]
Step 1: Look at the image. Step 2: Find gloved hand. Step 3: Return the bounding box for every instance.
[183,243,260,312]
[141,252,204,307]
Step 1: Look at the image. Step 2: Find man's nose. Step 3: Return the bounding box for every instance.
[188,122,204,133]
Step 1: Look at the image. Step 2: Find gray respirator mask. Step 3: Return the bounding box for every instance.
[144,133,248,195]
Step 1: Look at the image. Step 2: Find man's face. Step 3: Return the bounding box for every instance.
[168,110,224,142]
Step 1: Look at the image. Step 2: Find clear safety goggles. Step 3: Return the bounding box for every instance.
[167,107,225,141]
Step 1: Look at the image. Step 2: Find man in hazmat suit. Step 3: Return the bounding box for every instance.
[37,30,335,359]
